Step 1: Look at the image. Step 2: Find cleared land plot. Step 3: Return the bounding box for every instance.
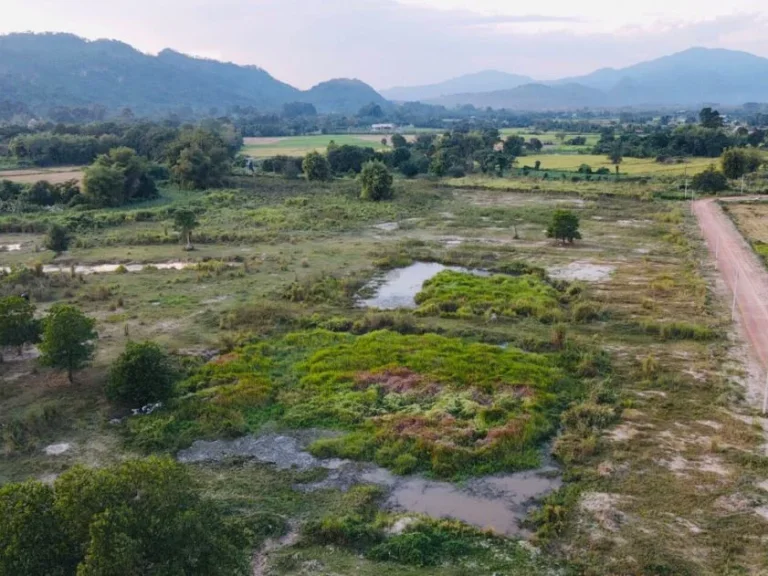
[726,202,768,244]
[521,154,714,176]
[2,177,768,574]
[243,134,417,158]
[0,166,84,184]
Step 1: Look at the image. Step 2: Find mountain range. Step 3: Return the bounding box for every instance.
[1,33,767,117]
[0,33,389,116]
[422,48,768,110]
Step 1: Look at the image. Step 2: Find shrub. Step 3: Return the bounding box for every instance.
[302,151,331,182]
[572,302,601,323]
[367,522,471,566]
[303,515,383,550]
[360,160,394,201]
[692,166,728,193]
[561,402,618,432]
[107,341,178,407]
[45,224,71,254]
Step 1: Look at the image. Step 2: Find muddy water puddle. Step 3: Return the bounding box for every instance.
[1,261,193,274]
[178,433,559,536]
[359,262,488,310]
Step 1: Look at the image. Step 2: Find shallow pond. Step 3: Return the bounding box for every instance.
[178,433,560,536]
[359,262,487,310]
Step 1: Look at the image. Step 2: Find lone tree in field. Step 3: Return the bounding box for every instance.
[609,142,624,167]
[547,209,582,244]
[45,224,70,254]
[360,160,394,201]
[0,296,40,359]
[39,304,97,383]
[174,209,199,250]
[302,151,331,182]
[107,341,178,407]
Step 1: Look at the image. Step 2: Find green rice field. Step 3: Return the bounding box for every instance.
[243,134,413,158]
[520,154,714,176]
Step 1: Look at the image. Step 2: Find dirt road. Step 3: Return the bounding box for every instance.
[693,198,768,408]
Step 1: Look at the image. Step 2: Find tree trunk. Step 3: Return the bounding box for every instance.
[68,366,74,384]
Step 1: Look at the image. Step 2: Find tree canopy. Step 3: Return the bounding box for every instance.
[0,458,250,576]
[0,296,40,355]
[167,129,232,190]
[547,210,582,244]
[82,147,157,207]
[107,341,178,407]
[39,304,97,383]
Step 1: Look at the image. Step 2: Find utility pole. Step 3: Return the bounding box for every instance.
[684,167,688,200]
[763,372,768,415]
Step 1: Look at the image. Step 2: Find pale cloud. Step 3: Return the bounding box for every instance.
[1,0,767,89]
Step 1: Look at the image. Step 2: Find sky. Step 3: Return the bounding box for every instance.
[1,0,767,89]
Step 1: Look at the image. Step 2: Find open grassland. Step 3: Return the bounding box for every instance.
[0,166,85,184]
[243,134,417,158]
[521,153,714,175]
[2,175,768,574]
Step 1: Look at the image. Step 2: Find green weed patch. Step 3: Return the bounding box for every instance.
[127,329,585,477]
[414,271,563,322]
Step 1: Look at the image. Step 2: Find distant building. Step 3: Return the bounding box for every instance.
[371,123,395,133]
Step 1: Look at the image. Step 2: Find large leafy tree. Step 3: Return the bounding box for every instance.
[0,459,250,576]
[82,147,157,207]
[547,210,582,244]
[167,129,231,190]
[39,304,97,383]
[0,296,40,357]
[0,481,73,576]
[107,341,178,407]
[360,160,394,202]
[699,107,724,129]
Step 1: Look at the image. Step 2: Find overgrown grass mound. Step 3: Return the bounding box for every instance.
[128,329,583,478]
[414,271,562,322]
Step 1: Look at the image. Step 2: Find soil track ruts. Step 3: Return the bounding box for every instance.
[693,197,768,408]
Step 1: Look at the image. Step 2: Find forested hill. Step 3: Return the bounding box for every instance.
[0,33,389,117]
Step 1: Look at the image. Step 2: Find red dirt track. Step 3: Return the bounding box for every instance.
[693,198,768,407]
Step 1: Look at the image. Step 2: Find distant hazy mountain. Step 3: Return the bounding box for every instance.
[557,47,768,107]
[381,70,534,102]
[415,47,768,110]
[305,79,391,114]
[0,33,388,116]
[429,83,607,110]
